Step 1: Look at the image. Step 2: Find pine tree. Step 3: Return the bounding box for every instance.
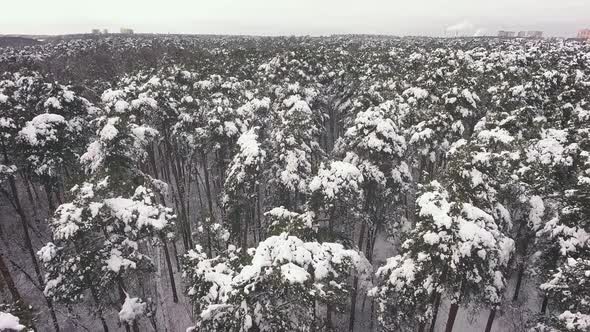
[184,232,371,332]
[267,82,323,209]
[531,102,590,331]
[224,127,267,248]
[372,172,514,331]
[0,71,63,332]
[38,90,175,331]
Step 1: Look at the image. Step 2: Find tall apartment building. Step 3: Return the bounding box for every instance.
[578,29,590,39]
[120,28,134,34]
[503,30,543,38]
[498,31,516,37]
[527,31,543,38]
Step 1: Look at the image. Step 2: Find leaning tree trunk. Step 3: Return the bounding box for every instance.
[10,179,60,331]
[0,253,36,331]
[161,235,179,303]
[444,303,459,332]
[23,177,41,225]
[2,141,61,332]
[484,308,496,332]
[171,241,181,272]
[0,253,24,304]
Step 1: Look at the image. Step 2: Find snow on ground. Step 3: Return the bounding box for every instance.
[0,312,25,331]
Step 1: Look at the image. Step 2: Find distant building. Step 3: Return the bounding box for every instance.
[501,30,542,38]
[578,29,590,39]
[120,28,134,34]
[102,29,108,34]
[498,30,516,37]
[91,29,100,35]
[527,31,543,38]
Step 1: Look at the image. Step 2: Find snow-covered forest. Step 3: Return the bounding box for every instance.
[0,35,589,332]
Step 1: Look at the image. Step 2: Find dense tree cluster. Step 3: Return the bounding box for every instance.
[0,35,589,331]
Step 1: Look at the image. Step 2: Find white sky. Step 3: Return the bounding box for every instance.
[1,0,588,37]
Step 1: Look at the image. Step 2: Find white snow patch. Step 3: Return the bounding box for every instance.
[119,296,146,323]
[0,312,24,331]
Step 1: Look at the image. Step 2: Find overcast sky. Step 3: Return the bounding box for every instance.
[1,0,588,37]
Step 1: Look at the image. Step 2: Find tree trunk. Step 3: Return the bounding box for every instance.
[169,146,190,251]
[201,152,215,256]
[148,145,180,302]
[6,174,60,332]
[241,206,249,252]
[0,253,24,303]
[512,265,525,302]
[90,286,109,332]
[256,184,262,243]
[513,220,529,302]
[429,293,441,332]
[161,236,178,303]
[368,300,375,331]
[175,151,193,249]
[349,279,359,331]
[349,220,367,332]
[365,225,376,263]
[326,206,335,329]
[194,168,206,214]
[44,185,55,213]
[171,241,181,272]
[162,137,191,253]
[418,322,426,332]
[23,177,41,226]
[231,208,242,247]
[326,305,333,329]
[540,296,548,314]
[484,309,496,332]
[444,303,459,332]
[98,309,109,332]
[0,254,36,331]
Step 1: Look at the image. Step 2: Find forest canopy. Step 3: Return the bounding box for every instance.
[0,35,589,332]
